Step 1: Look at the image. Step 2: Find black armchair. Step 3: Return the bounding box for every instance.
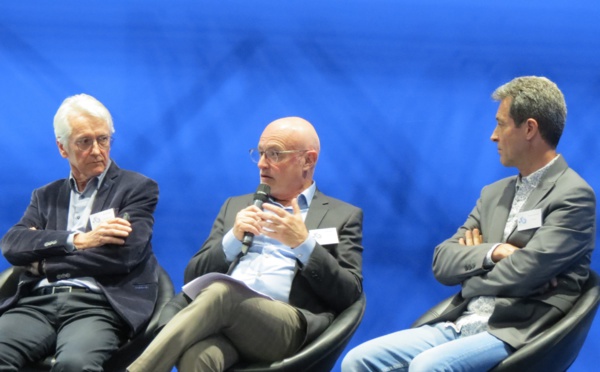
[0,265,175,372]
[229,293,367,372]
[411,270,600,372]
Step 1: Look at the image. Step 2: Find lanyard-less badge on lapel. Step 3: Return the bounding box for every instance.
[517,209,542,231]
[90,208,116,229]
[309,228,339,245]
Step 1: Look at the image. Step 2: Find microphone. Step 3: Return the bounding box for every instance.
[241,183,271,255]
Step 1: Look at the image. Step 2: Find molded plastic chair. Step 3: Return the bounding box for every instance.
[0,265,175,372]
[229,293,367,372]
[411,270,600,372]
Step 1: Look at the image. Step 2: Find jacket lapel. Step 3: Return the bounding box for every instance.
[55,180,71,231]
[88,162,119,229]
[489,178,516,243]
[505,156,568,240]
[521,156,567,212]
[305,190,329,230]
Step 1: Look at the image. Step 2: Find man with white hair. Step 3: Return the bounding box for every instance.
[0,94,160,371]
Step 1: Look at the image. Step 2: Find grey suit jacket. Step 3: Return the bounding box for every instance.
[184,189,364,344]
[0,162,160,336]
[431,156,596,349]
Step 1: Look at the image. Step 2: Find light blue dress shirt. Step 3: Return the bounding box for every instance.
[222,182,318,303]
[35,160,113,292]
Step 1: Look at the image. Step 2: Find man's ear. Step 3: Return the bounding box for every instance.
[303,150,318,169]
[525,118,539,141]
[57,140,69,158]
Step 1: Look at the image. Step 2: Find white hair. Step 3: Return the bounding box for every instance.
[53,94,114,148]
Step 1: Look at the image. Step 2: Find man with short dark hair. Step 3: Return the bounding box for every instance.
[342,76,596,371]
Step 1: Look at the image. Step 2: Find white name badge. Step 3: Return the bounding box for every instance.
[90,208,116,230]
[309,227,339,245]
[517,209,542,231]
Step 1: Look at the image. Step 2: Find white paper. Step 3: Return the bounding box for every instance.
[182,272,273,300]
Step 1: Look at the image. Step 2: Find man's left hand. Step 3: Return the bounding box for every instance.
[459,228,483,246]
[260,198,308,248]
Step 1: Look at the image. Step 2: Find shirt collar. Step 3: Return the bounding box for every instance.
[517,154,560,189]
[269,181,316,210]
[298,181,317,209]
[69,159,112,193]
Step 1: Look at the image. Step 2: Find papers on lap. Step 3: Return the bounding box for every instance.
[182,272,274,300]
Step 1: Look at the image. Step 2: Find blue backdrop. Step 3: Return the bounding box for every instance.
[2,1,600,371]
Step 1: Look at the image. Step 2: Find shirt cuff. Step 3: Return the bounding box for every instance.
[66,233,77,253]
[292,235,316,265]
[483,243,501,269]
[222,229,242,261]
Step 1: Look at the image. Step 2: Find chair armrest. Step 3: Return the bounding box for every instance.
[411,296,454,328]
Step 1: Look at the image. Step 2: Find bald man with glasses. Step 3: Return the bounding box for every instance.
[128,116,364,372]
[0,94,160,371]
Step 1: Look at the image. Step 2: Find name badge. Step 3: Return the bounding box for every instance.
[90,208,116,230]
[517,209,542,231]
[309,227,339,245]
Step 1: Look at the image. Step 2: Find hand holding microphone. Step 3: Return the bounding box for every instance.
[234,184,270,255]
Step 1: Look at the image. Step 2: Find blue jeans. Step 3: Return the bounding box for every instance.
[341,323,514,372]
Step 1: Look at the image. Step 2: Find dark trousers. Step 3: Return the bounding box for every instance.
[0,291,127,372]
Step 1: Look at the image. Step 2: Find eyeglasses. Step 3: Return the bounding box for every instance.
[73,135,112,151]
[249,148,308,163]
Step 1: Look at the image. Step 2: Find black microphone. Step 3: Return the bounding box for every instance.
[241,183,271,254]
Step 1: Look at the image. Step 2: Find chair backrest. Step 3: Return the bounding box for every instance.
[411,270,600,372]
[0,266,20,299]
[490,270,600,372]
[230,292,367,372]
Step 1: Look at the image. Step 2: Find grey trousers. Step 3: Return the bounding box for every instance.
[0,291,126,372]
[128,280,306,372]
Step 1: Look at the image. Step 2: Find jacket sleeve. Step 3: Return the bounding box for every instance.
[1,176,159,281]
[432,194,497,286]
[461,183,595,298]
[297,204,364,313]
[183,198,233,283]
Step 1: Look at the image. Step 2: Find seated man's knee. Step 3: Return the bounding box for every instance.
[178,337,238,372]
[341,344,382,372]
[341,347,367,371]
[409,352,451,372]
[52,354,105,372]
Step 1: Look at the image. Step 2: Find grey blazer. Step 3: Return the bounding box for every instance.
[184,189,364,344]
[0,162,159,336]
[431,156,596,349]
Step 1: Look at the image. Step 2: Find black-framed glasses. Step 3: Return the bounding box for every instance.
[249,148,308,163]
[74,135,112,151]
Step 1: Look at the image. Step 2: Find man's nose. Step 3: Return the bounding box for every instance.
[257,153,268,168]
[490,128,499,142]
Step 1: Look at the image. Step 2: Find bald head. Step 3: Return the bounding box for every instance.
[257,117,320,204]
[261,117,320,155]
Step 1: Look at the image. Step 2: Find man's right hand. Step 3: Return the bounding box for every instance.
[73,217,131,250]
[491,243,519,263]
[232,205,262,242]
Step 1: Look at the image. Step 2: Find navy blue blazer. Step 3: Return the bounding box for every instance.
[0,162,159,336]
